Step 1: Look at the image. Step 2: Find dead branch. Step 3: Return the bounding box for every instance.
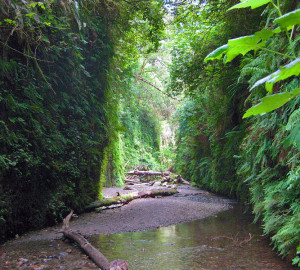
[123,160,129,169]
[61,211,128,270]
[211,232,254,247]
[133,73,178,100]
[238,233,254,246]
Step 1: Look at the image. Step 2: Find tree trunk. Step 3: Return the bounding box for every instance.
[61,211,128,270]
[63,229,110,269]
[126,170,170,176]
[86,188,178,211]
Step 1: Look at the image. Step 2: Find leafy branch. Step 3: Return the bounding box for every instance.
[204,0,300,118]
[134,73,178,100]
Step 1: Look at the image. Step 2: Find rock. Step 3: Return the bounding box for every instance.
[109,259,129,270]
[153,181,161,187]
[19,258,29,264]
[59,253,68,256]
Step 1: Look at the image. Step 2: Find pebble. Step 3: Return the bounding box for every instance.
[59,252,68,256]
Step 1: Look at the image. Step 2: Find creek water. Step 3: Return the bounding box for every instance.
[1,192,296,269]
[90,205,294,270]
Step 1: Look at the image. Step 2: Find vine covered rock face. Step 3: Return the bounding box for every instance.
[0,0,113,241]
[0,0,165,242]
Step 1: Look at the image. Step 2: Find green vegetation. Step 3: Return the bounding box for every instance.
[0,0,165,241]
[0,0,299,266]
[120,44,177,171]
[170,0,299,263]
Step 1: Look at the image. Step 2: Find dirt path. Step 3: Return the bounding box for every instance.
[0,185,232,269]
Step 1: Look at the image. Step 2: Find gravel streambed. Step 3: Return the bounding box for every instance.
[0,184,231,269]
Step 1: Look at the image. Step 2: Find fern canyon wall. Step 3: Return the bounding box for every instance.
[0,0,164,241]
[170,0,299,262]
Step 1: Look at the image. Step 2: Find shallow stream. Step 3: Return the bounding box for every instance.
[91,205,294,270]
[1,190,295,269]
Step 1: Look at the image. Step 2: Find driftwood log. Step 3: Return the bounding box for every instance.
[161,175,190,185]
[61,211,128,270]
[176,175,190,185]
[86,188,178,212]
[126,170,170,176]
[125,170,190,185]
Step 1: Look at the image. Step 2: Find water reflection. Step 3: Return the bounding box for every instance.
[91,206,294,270]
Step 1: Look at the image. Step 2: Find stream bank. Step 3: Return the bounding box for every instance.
[1,185,230,269]
[0,184,294,269]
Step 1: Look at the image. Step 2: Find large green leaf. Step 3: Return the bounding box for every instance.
[204,44,228,63]
[226,29,273,62]
[228,0,271,10]
[204,29,273,63]
[251,57,300,92]
[253,28,274,40]
[272,25,294,34]
[243,88,300,118]
[275,9,300,29]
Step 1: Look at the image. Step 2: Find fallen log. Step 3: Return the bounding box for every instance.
[137,189,176,198]
[86,188,178,212]
[177,175,190,185]
[166,165,174,173]
[181,178,190,185]
[161,176,173,183]
[124,178,140,183]
[61,211,128,270]
[126,170,170,176]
